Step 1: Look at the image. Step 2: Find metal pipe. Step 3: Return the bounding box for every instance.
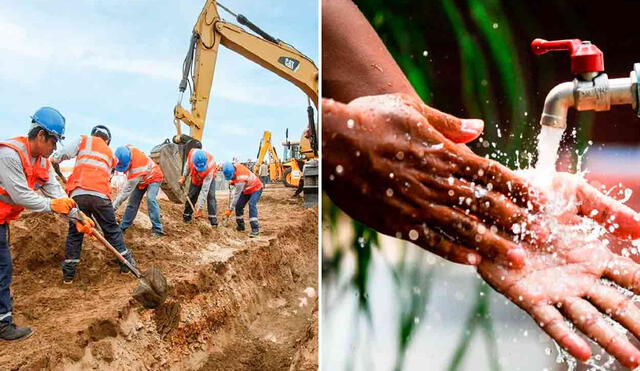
[540,72,638,130]
[540,81,575,129]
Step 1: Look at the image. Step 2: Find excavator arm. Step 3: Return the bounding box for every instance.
[173,0,318,143]
[155,0,319,205]
[253,131,283,180]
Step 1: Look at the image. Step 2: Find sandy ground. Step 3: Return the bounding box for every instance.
[0,186,318,370]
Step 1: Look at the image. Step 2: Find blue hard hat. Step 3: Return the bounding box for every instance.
[193,150,208,172]
[31,107,66,140]
[223,162,235,180]
[114,146,132,172]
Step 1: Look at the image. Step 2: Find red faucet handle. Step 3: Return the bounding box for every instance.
[531,38,604,74]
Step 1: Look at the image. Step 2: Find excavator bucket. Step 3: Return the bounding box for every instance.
[150,140,187,204]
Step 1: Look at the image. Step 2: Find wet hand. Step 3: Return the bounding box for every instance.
[478,171,640,367]
[478,222,640,368]
[323,93,541,267]
[194,209,203,218]
[224,210,232,218]
[522,170,640,240]
[178,176,186,185]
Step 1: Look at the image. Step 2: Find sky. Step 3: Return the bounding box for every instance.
[0,0,318,164]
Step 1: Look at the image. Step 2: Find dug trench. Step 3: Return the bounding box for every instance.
[0,187,318,370]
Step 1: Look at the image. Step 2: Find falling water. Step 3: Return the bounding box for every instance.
[535,125,564,173]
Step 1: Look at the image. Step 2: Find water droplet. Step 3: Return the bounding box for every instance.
[355,151,360,157]
[396,151,405,160]
[395,232,402,239]
[389,172,394,179]
[409,229,419,241]
[414,317,420,324]
[524,111,528,116]
[448,190,455,197]
[386,188,394,197]
[335,165,344,174]
[486,183,493,191]
[447,176,455,185]
[329,174,335,181]
[477,225,486,234]
[346,119,355,129]
[422,50,428,57]
[492,22,499,29]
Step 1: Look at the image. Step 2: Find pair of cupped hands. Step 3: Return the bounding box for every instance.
[323,93,640,368]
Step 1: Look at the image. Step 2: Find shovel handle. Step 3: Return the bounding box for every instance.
[92,231,142,279]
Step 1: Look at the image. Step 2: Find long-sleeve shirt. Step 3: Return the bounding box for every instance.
[0,146,66,212]
[112,177,142,210]
[50,137,109,199]
[183,165,215,210]
[230,182,245,209]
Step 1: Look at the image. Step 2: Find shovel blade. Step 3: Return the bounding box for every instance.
[132,266,169,309]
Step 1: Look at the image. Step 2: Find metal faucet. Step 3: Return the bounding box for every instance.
[532,38,640,129]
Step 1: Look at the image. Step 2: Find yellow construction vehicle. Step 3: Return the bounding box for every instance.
[253,131,284,183]
[253,129,307,188]
[152,0,318,207]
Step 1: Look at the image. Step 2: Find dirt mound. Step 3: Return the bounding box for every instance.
[0,187,317,370]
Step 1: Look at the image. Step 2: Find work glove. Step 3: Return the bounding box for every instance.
[194,209,203,218]
[224,209,232,218]
[50,198,77,215]
[178,176,186,185]
[75,216,95,235]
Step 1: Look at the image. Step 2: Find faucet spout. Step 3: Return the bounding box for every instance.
[539,72,638,131]
[540,81,575,129]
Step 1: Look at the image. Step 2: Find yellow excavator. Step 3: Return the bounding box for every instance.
[253,131,285,183]
[151,0,318,206]
[253,129,308,188]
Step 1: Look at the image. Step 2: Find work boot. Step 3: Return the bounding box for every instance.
[209,216,218,227]
[119,252,137,274]
[0,322,33,341]
[236,224,245,232]
[249,230,259,238]
[61,261,78,284]
[183,214,192,223]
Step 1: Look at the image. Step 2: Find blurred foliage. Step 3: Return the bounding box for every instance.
[323,0,599,370]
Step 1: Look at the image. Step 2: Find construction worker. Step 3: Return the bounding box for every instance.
[179,149,218,226]
[222,162,263,237]
[258,161,270,184]
[113,145,165,237]
[0,107,79,340]
[50,125,136,284]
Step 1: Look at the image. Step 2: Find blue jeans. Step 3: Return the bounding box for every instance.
[0,223,13,324]
[120,182,163,234]
[235,189,262,232]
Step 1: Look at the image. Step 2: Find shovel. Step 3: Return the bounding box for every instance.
[68,208,169,309]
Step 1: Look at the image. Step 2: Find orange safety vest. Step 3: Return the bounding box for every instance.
[187,149,217,187]
[65,135,115,199]
[0,137,51,224]
[125,146,164,189]
[230,164,263,194]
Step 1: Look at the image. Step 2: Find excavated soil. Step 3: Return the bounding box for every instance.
[0,186,318,370]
